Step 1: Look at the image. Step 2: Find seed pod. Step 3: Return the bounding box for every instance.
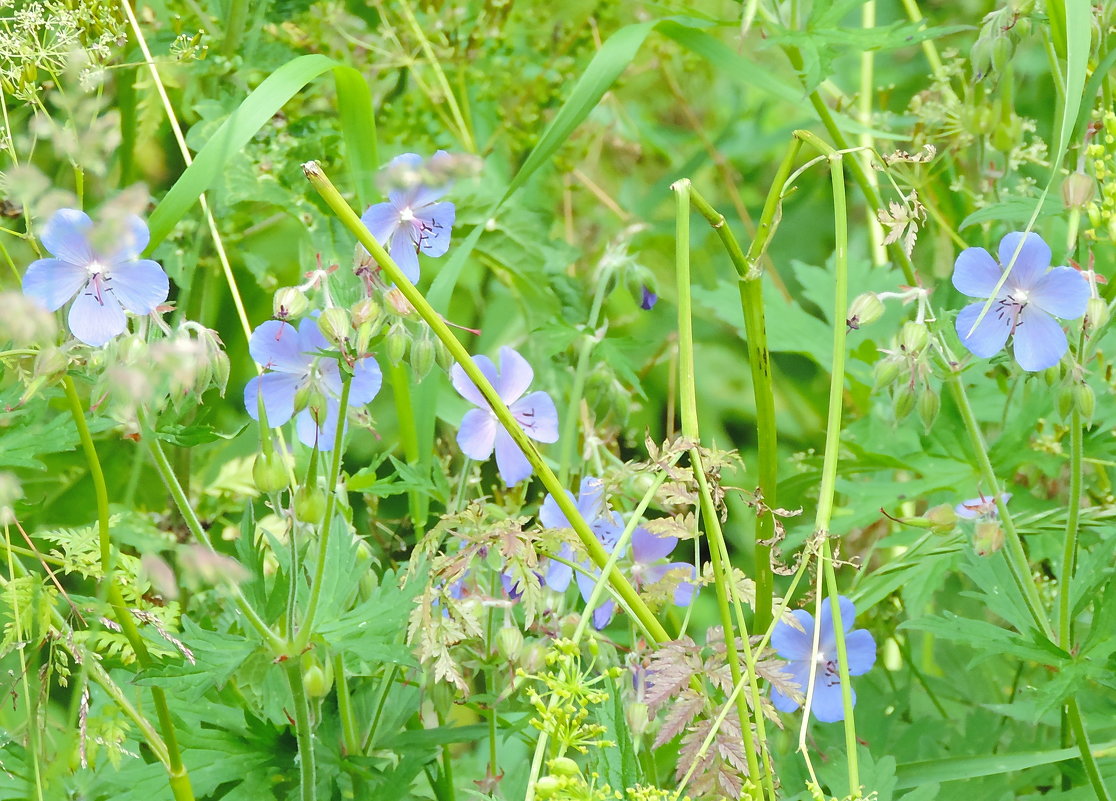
[1063,172,1097,209]
[926,503,958,532]
[294,485,326,524]
[549,757,580,778]
[496,625,525,662]
[1085,296,1109,335]
[350,298,381,327]
[1074,382,1096,422]
[848,292,885,330]
[893,383,917,420]
[918,386,940,430]
[899,321,929,354]
[253,452,289,493]
[873,357,902,389]
[385,322,408,367]
[1057,383,1074,419]
[974,520,1004,556]
[410,336,436,381]
[273,287,309,320]
[317,307,351,347]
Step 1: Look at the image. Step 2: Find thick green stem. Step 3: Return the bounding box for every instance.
[284,660,318,801]
[1059,407,1083,645]
[296,373,353,650]
[388,362,426,530]
[221,0,250,57]
[304,161,670,645]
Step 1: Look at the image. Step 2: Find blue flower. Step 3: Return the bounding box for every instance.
[541,477,696,629]
[450,346,558,486]
[22,208,169,347]
[770,596,876,723]
[953,232,1089,371]
[640,286,658,311]
[244,318,382,449]
[955,492,1010,520]
[359,152,456,284]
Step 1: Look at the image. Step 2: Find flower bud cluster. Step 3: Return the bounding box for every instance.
[874,321,940,429]
[1084,111,1116,242]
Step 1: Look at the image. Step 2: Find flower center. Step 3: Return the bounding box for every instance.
[995,292,1030,334]
[399,207,416,223]
[85,259,108,277]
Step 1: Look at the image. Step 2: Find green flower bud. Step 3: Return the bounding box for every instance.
[926,503,958,532]
[384,288,414,317]
[1057,384,1074,419]
[33,346,69,383]
[253,452,289,493]
[918,386,940,430]
[410,336,436,381]
[351,298,381,328]
[386,322,408,367]
[873,357,902,389]
[275,287,309,320]
[900,321,929,354]
[893,384,916,420]
[1043,364,1062,387]
[1085,296,1109,335]
[435,338,454,371]
[317,307,351,347]
[847,292,885,330]
[295,485,326,524]
[212,350,230,395]
[990,36,1014,74]
[496,625,525,662]
[970,36,995,81]
[430,679,455,718]
[1074,382,1095,422]
[549,757,580,778]
[974,520,1004,556]
[626,701,650,739]
[1063,172,1097,209]
[534,776,561,800]
[301,654,333,698]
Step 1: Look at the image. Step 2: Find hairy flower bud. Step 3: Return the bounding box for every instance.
[384,287,414,317]
[918,386,940,430]
[385,322,408,367]
[1063,172,1097,209]
[847,292,885,330]
[1074,382,1096,422]
[317,307,351,347]
[351,298,381,328]
[1085,296,1109,335]
[294,485,326,524]
[974,520,1004,556]
[496,625,525,662]
[273,286,309,320]
[626,701,650,739]
[873,356,902,389]
[410,336,436,381]
[1043,364,1062,387]
[893,383,916,420]
[253,452,289,493]
[1057,384,1075,419]
[926,503,958,532]
[301,653,333,698]
[899,321,929,354]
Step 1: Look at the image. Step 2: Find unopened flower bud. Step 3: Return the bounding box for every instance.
[351,298,381,328]
[559,614,579,639]
[305,388,329,424]
[317,307,351,347]
[974,520,1004,556]
[253,451,289,493]
[1085,297,1109,335]
[521,641,547,672]
[1057,384,1075,418]
[534,776,561,800]
[384,287,414,317]
[410,336,436,381]
[893,384,916,420]
[970,36,995,81]
[301,654,333,698]
[990,36,1014,74]
[294,485,326,524]
[926,503,957,532]
[626,701,650,739]
[212,350,230,395]
[34,346,68,382]
[847,293,885,330]
[1074,382,1095,421]
[273,287,308,320]
[873,357,902,389]
[435,338,454,371]
[1043,364,1062,387]
[1063,172,1097,209]
[900,321,929,354]
[918,386,940,430]
[386,322,408,367]
[548,757,580,778]
[430,678,455,718]
[496,625,525,662]
[626,265,658,311]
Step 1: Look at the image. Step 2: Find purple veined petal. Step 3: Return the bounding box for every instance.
[955,301,1011,358]
[40,208,94,265]
[843,629,878,675]
[575,476,607,522]
[510,390,559,443]
[360,201,401,245]
[451,354,500,408]
[545,543,575,591]
[819,596,857,641]
[22,258,88,310]
[1030,266,1090,319]
[296,401,340,450]
[495,346,533,403]
[673,570,697,606]
[1012,306,1067,372]
[998,232,1050,289]
[389,228,420,284]
[631,526,678,563]
[592,599,616,629]
[106,215,151,264]
[319,359,343,398]
[297,315,331,356]
[413,201,455,258]
[539,488,576,529]
[810,679,853,723]
[955,492,1009,519]
[594,512,625,553]
[772,609,815,662]
[249,320,308,374]
[244,371,302,427]
[952,246,1003,297]
[770,684,803,714]
[68,284,127,346]
[501,572,524,601]
[494,426,533,486]
[108,259,168,314]
[348,355,383,405]
[457,407,498,460]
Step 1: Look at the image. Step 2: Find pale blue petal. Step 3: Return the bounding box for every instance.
[956,301,1011,358]
[389,230,420,284]
[23,258,88,310]
[772,610,815,662]
[109,259,168,314]
[592,599,616,629]
[539,489,575,529]
[631,527,677,563]
[1030,267,1089,319]
[68,287,126,346]
[414,201,454,257]
[457,408,497,460]
[451,355,500,408]
[41,208,93,265]
[511,390,558,443]
[296,402,340,450]
[998,232,1049,289]
[106,216,150,264]
[952,246,1002,297]
[844,629,878,676]
[297,315,330,356]
[244,372,301,427]
[496,346,533,402]
[249,320,307,374]
[771,685,802,713]
[349,356,383,405]
[1012,306,1067,372]
[819,596,857,644]
[494,427,532,486]
[811,680,852,723]
[545,543,575,592]
[575,476,607,521]
[360,202,400,244]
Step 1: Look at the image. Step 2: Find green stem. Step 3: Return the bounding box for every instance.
[1059,407,1083,645]
[221,0,250,57]
[1066,695,1113,801]
[61,376,194,801]
[335,654,361,756]
[296,373,353,650]
[304,161,670,645]
[672,180,762,798]
[388,362,426,530]
[284,660,318,801]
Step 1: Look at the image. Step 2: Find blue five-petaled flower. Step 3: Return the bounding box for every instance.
[22,208,169,347]
[359,152,456,284]
[244,318,382,450]
[542,477,696,629]
[770,596,876,723]
[953,232,1089,372]
[451,346,558,486]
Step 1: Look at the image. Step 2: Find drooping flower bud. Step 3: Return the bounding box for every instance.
[899,321,929,354]
[384,287,414,317]
[385,321,409,367]
[351,298,381,328]
[926,503,958,532]
[496,625,525,662]
[847,293,885,330]
[1063,172,1097,209]
[410,336,436,381]
[873,356,902,389]
[273,286,309,320]
[974,520,1004,555]
[1074,382,1096,422]
[1085,297,1109,335]
[294,485,326,524]
[253,451,289,493]
[893,383,916,420]
[317,307,351,347]
[918,386,940,430]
